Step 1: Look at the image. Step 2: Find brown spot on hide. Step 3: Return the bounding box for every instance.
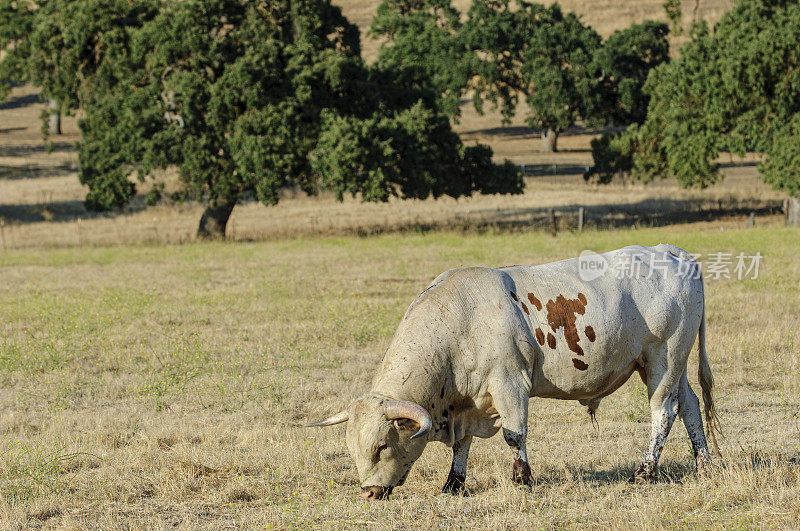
[509,291,518,302]
[585,325,596,342]
[440,385,445,399]
[572,358,589,371]
[521,302,530,315]
[527,293,542,311]
[547,333,556,349]
[545,294,588,356]
[535,328,545,346]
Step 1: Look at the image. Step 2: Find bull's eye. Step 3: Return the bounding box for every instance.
[375,444,388,460]
[394,418,419,431]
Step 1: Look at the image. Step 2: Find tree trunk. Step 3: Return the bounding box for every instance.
[541,128,558,152]
[48,99,61,135]
[787,197,800,227]
[197,201,236,239]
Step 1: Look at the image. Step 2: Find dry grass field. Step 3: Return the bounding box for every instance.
[0,225,798,528]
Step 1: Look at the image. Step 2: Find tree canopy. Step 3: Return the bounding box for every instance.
[461,1,666,151]
[592,20,670,126]
[0,0,160,135]
[0,0,33,101]
[586,0,800,202]
[462,0,604,145]
[28,0,160,128]
[76,0,522,237]
[369,0,472,118]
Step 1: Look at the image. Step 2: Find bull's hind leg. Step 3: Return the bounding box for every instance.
[632,342,686,482]
[633,384,679,482]
[677,371,712,475]
[442,436,472,495]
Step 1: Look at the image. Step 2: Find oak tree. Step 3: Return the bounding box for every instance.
[1,0,160,136]
[370,0,473,118]
[587,0,800,224]
[592,20,670,126]
[79,0,522,238]
[463,1,604,152]
[0,0,33,100]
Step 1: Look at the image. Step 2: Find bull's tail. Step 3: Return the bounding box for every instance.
[698,299,722,456]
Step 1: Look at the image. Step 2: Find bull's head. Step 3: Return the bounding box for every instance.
[306,393,432,500]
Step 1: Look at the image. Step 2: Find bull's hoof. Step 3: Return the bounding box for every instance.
[442,472,468,496]
[512,458,533,487]
[696,455,713,478]
[629,462,655,484]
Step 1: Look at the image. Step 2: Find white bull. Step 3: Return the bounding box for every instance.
[308,244,719,499]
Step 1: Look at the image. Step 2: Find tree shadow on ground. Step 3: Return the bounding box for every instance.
[0,93,41,110]
[0,142,75,157]
[1,194,783,232]
[0,197,151,224]
[718,161,759,169]
[460,124,614,139]
[519,160,757,178]
[367,196,784,237]
[520,163,590,176]
[0,200,89,223]
[0,161,78,180]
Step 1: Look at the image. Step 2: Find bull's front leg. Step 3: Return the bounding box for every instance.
[494,385,533,487]
[503,427,532,486]
[442,435,472,495]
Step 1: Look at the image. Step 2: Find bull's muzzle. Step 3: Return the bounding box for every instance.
[361,485,392,500]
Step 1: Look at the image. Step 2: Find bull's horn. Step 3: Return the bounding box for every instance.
[305,409,349,427]
[384,400,432,440]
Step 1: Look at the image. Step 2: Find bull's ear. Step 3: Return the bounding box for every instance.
[384,400,432,439]
[394,418,420,432]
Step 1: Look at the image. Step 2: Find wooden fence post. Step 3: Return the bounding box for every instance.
[550,209,558,237]
[787,197,800,227]
[577,207,584,232]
